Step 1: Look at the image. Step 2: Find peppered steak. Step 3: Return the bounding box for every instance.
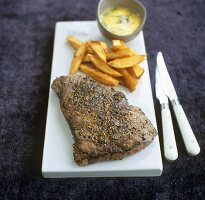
[51,74,157,166]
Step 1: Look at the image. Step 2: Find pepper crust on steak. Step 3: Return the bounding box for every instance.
[51,74,157,166]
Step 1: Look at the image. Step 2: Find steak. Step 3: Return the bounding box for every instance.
[51,74,157,166]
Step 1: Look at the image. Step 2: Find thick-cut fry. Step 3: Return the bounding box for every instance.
[86,42,107,53]
[128,65,144,79]
[100,41,108,50]
[82,54,91,62]
[116,77,126,86]
[118,69,137,92]
[88,41,106,62]
[70,43,86,75]
[108,55,146,69]
[88,54,122,77]
[112,40,121,49]
[105,48,131,61]
[66,36,107,52]
[86,43,94,54]
[79,64,119,86]
[112,40,127,50]
[67,36,83,50]
[75,43,86,57]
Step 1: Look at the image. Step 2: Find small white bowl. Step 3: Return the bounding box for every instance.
[97,0,147,41]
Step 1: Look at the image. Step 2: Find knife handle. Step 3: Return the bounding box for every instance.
[161,103,178,161]
[171,100,200,156]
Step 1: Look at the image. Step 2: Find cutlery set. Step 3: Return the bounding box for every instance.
[155,52,200,161]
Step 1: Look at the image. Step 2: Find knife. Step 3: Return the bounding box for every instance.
[157,52,200,156]
[155,68,178,161]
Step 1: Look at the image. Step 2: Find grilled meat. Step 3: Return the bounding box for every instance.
[52,74,157,166]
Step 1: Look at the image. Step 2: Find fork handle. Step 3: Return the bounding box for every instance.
[161,103,178,161]
[171,99,200,156]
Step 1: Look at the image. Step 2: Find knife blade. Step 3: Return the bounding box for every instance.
[157,52,200,156]
[155,68,168,104]
[156,52,178,100]
[155,68,178,161]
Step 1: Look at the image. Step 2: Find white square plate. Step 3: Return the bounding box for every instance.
[42,21,163,178]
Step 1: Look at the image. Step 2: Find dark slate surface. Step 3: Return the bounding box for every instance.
[0,0,204,199]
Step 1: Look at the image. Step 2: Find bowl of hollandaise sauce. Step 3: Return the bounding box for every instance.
[97,0,146,41]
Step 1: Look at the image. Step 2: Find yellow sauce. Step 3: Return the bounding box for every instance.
[100,7,141,36]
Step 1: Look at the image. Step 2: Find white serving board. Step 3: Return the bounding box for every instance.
[42,21,163,178]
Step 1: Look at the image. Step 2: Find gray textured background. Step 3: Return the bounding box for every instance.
[0,0,204,199]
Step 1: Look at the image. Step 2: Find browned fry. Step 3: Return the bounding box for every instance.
[108,55,146,69]
[88,54,122,77]
[67,36,83,50]
[112,40,127,50]
[105,48,131,61]
[86,43,94,54]
[79,64,119,86]
[118,68,137,92]
[112,40,121,49]
[88,41,106,62]
[70,43,86,75]
[100,41,108,50]
[86,41,107,54]
[82,54,91,62]
[67,36,108,54]
[116,77,126,86]
[128,65,144,79]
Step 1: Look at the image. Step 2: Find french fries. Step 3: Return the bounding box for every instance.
[82,54,91,62]
[70,43,86,75]
[88,41,106,62]
[116,77,126,86]
[128,65,144,79]
[105,48,131,61]
[67,36,83,50]
[67,35,146,92]
[108,55,146,69]
[112,40,121,50]
[88,54,122,77]
[118,68,137,92]
[79,64,119,86]
[87,42,108,54]
[86,43,94,54]
[112,40,127,50]
[100,41,108,50]
[67,36,107,52]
